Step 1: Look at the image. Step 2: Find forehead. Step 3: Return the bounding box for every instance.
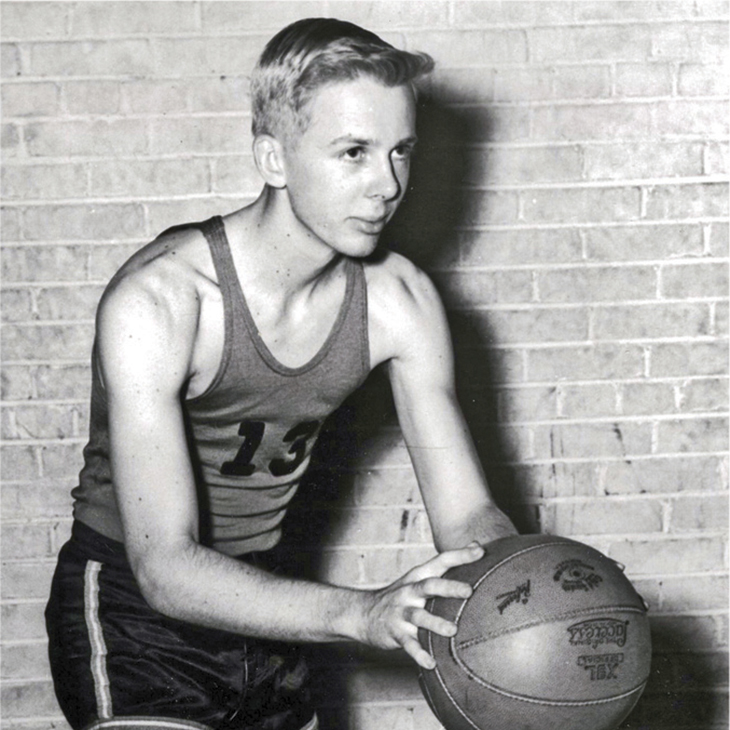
[298,77,416,144]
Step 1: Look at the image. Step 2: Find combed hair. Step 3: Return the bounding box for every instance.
[251,18,434,141]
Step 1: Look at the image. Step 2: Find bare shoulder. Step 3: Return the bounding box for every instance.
[96,225,216,388]
[364,250,441,317]
[100,225,212,326]
[363,250,449,366]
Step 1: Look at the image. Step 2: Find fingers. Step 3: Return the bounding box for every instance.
[402,634,437,670]
[407,543,485,582]
[408,606,457,639]
[414,576,472,601]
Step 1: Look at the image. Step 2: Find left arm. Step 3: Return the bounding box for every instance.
[373,260,517,551]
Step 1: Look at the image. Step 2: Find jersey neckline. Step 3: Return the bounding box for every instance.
[217,216,358,377]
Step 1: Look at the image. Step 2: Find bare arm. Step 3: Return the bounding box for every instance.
[97,260,480,668]
[375,260,517,551]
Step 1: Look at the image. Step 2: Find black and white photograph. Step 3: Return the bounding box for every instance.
[1,2,727,729]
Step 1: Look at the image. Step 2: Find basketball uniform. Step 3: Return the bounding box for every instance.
[46,216,370,729]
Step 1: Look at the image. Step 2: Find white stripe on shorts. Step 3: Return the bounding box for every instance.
[84,560,113,719]
[83,713,318,730]
[83,717,213,730]
[300,714,319,730]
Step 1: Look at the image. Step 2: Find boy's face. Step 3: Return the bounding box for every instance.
[279,76,417,258]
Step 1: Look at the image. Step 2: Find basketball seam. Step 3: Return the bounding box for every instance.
[459,677,648,708]
[430,665,483,730]
[456,605,646,650]
[425,540,649,722]
[425,625,483,730]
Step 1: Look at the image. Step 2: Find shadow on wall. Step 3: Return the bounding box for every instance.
[271,96,723,730]
[620,620,728,730]
[385,95,537,535]
[271,95,537,729]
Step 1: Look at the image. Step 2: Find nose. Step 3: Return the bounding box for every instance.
[369,154,402,202]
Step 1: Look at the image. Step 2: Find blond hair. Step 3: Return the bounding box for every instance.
[251,18,433,142]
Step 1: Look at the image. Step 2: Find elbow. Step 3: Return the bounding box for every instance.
[129,550,186,619]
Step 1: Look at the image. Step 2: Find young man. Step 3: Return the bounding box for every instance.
[46,18,516,730]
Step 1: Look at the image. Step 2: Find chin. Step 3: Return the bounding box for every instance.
[348,238,381,258]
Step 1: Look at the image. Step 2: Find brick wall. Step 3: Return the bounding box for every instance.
[1,2,727,729]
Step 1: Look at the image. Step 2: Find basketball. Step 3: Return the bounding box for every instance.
[418,534,651,730]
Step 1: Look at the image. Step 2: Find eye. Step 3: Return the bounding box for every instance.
[392,144,415,161]
[342,146,365,161]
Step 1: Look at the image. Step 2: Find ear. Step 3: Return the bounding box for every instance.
[253,134,287,189]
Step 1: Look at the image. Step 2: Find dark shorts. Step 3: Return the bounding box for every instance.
[45,521,317,730]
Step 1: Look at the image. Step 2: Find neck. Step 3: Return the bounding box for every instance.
[229,186,344,294]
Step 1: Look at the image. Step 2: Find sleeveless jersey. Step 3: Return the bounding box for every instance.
[72,216,371,556]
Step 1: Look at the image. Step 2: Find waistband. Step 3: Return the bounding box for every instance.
[70,519,284,572]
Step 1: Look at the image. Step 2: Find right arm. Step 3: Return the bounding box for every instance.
[98,265,480,668]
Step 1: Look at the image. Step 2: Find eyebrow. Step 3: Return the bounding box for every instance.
[329,134,419,147]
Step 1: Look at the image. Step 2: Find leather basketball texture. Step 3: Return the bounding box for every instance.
[418,534,652,730]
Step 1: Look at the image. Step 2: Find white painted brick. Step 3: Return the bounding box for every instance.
[1,82,60,117]
[409,29,527,66]
[670,494,729,532]
[89,159,210,198]
[552,64,612,99]
[2,162,87,200]
[679,62,730,97]
[0,2,69,39]
[601,456,727,494]
[538,265,657,303]
[608,537,726,575]
[650,22,728,62]
[650,342,729,377]
[593,302,712,341]
[150,117,252,155]
[1,642,53,680]
[527,344,645,382]
[530,25,652,62]
[652,100,729,137]
[29,39,154,76]
[202,1,327,32]
[69,1,199,37]
[533,421,653,460]
[621,381,677,416]
[2,122,21,158]
[645,183,729,221]
[1,680,61,718]
[122,79,189,114]
[0,365,34,400]
[522,187,641,224]
[584,141,703,181]
[35,285,105,321]
[544,498,664,535]
[532,102,653,141]
[657,416,729,454]
[680,377,730,413]
[459,228,584,267]
[614,62,674,97]
[661,262,729,299]
[0,42,21,77]
[63,80,121,115]
[454,0,575,25]
[25,119,148,158]
[23,204,146,241]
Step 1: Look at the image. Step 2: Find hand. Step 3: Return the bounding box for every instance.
[357,543,484,669]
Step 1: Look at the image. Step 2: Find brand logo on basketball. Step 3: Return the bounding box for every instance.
[554,559,603,592]
[495,580,530,614]
[567,619,629,649]
[577,653,625,681]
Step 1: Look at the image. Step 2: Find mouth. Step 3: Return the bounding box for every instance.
[351,215,389,235]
